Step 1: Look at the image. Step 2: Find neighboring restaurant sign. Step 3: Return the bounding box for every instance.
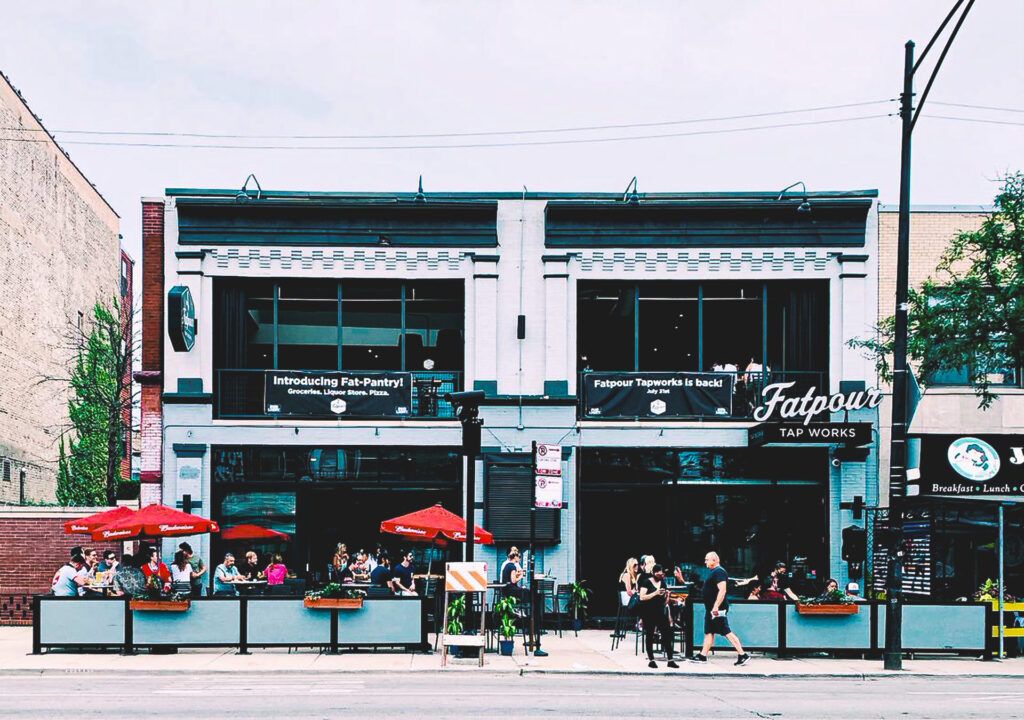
[534,443,563,508]
[917,434,1024,497]
[167,285,197,352]
[752,381,883,425]
[583,372,733,418]
[264,370,412,417]
[748,422,872,447]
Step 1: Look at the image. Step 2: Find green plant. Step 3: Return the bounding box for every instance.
[446,593,467,635]
[973,578,1017,603]
[493,596,519,639]
[568,580,591,619]
[799,589,856,606]
[305,583,366,600]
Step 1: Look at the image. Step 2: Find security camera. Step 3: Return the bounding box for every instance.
[444,390,486,406]
[831,457,842,468]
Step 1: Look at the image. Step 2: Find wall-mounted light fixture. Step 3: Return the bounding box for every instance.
[622,176,640,205]
[776,181,811,213]
[235,174,262,203]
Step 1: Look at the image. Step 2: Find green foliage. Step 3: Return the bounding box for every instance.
[493,595,519,639]
[445,593,467,635]
[305,583,366,600]
[849,172,1024,408]
[799,589,856,605]
[56,298,132,506]
[972,578,1017,603]
[568,580,591,618]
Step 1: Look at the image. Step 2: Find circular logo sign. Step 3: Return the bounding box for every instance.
[947,437,1000,482]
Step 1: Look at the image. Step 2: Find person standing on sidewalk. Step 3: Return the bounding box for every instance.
[637,564,679,669]
[691,551,749,666]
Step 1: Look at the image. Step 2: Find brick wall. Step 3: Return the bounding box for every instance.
[119,249,134,483]
[0,73,121,503]
[138,201,164,496]
[0,507,123,624]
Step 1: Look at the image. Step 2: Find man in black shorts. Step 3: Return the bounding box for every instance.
[691,551,749,665]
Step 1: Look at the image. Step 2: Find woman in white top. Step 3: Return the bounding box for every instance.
[170,549,193,595]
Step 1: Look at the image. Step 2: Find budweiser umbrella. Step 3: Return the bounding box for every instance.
[91,503,219,541]
[380,503,494,545]
[221,523,290,541]
[63,506,135,535]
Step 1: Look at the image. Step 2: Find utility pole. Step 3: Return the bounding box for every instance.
[885,0,975,671]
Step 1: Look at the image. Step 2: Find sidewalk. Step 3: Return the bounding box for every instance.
[2,626,1020,677]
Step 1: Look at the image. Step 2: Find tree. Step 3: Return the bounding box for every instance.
[851,172,1023,408]
[52,298,135,506]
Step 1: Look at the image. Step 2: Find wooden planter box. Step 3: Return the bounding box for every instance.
[796,603,859,615]
[130,599,191,612]
[303,597,364,610]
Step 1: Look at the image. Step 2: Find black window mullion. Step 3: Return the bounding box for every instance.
[273,282,279,369]
[401,283,407,371]
[337,281,344,370]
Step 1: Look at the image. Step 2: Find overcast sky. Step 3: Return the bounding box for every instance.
[3,1,1023,264]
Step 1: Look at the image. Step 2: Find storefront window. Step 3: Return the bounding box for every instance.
[277,281,338,370]
[639,282,699,371]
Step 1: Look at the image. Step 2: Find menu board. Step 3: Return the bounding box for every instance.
[871,509,932,596]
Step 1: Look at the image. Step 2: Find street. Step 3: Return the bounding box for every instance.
[1,672,1021,719]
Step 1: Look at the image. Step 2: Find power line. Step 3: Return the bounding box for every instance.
[930,101,1024,114]
[0,114,889,151]
[0,99,893,140]
[927,115,1024,127]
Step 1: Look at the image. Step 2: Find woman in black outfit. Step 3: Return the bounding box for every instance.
[637,564,679,669]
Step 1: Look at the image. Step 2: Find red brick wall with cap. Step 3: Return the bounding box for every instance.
[0,508,123,625]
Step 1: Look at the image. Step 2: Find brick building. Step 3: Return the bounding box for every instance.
[875,205,1024,600]
[0,71,122,504]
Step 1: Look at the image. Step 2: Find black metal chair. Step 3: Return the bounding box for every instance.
[553,583,573,638]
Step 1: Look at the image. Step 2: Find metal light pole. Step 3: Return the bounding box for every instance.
[885,0,975,671]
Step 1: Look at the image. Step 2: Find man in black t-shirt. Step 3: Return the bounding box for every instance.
[500,548,528,602]
[692,551,749,666]
[370,555,392,587]
[391,551,417,595]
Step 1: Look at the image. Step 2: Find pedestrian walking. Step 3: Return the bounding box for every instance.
[691,551,749,666]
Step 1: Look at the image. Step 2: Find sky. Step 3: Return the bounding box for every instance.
[2,1,1023,265]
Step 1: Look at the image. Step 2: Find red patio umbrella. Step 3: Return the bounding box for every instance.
[221,523,290,541]
[63,505,135,534]
[91,503,219,541]
[380,503,494,545]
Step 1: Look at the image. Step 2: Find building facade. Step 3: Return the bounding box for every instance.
[876,206,1024,600]
[142,186,880,612]
[0,72,121,504]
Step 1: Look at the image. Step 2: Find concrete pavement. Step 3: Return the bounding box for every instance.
[2,626,1020,677]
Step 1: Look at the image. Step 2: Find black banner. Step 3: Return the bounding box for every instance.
[264,370,413,418]
[583,372,733,419]
[916,434,1024,497]
[748,422,872,447]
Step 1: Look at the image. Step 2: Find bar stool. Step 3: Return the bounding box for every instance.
[610,591,631,651]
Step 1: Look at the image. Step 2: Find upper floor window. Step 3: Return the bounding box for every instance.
[214,279,464,373]
[577,280,828,378]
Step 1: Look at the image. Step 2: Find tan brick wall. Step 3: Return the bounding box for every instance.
[0,75,120,503]
[877,210,988,326]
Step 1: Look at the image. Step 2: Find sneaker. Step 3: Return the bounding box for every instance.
[690,653,708,663]
[734,653,750,666]
[648,660,658,669]
[533,649,548,657]
[667,660,679,669]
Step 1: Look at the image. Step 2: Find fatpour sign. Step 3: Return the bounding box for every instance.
[753,381,883,426]
[583,372,733,418]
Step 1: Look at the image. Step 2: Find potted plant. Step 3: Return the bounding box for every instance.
[971,578,1017,608]
[493,595,518,656]
[130,575,191,611]
[796,588,859,615]
[304,583,366,609]
[445,593,468,658]
[567,580,591,632]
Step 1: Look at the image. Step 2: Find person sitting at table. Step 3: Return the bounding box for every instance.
[500,548,527,602]
[619,557,639,605]
[240,550,261,581]
[112,553,146,597]
[214,553,244,596]
[349,553,370,583]
[169,550,193,595]
[97,550,119,574]
[264,553,288,585]
[141,548,171,593]
[51,553,89,597]
[761,562,799,602]
[820,578,840,597]
[845,582,864,601]
[331,543,348,582]
[391,550,417,596]
[370,554,392,587]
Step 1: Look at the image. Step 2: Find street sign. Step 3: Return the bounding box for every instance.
[535,443,562,475]
[535,475,563,509]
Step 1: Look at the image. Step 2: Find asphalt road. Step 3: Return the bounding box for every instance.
[1,672,1020,719]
